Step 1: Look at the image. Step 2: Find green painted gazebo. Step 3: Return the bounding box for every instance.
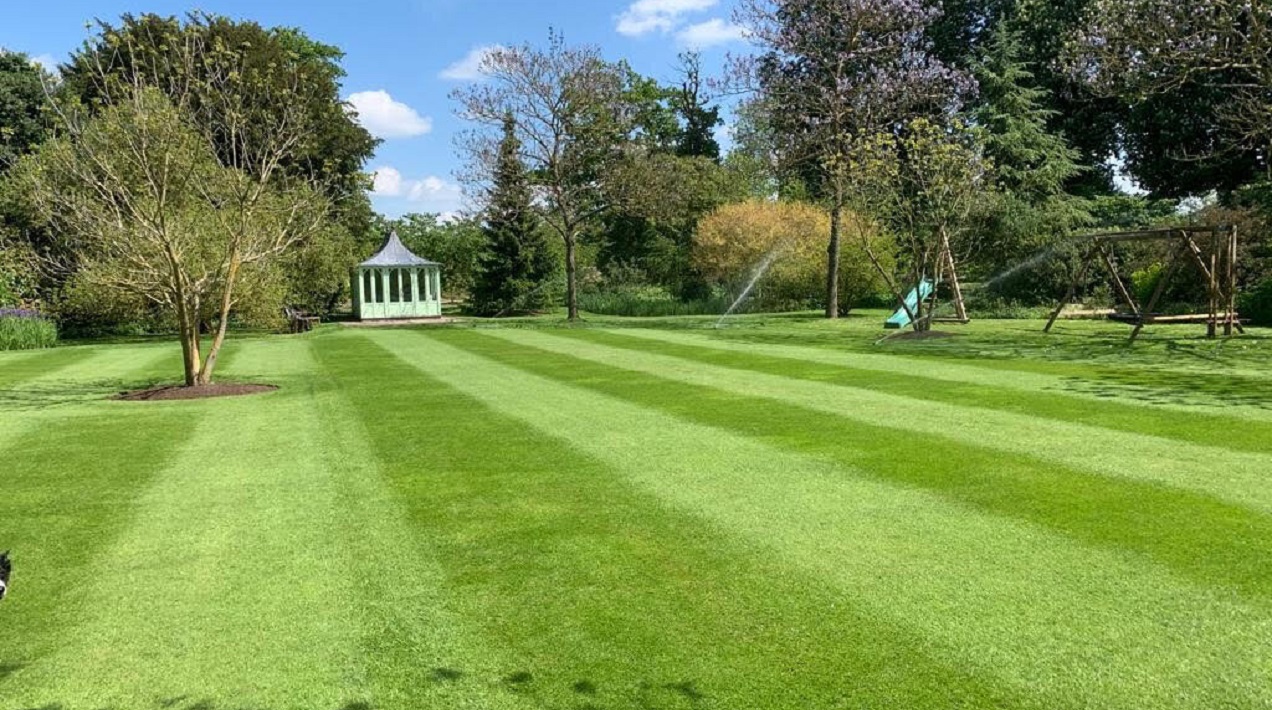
[351,232,443,320]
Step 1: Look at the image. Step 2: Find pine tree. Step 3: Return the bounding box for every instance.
[972,23,1084,203]
[972,23,1091,302]
[470,112,556,316]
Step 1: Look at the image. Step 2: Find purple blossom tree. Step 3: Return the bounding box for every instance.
[734,0,972,317]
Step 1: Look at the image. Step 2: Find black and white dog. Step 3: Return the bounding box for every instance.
[0,551,10,601]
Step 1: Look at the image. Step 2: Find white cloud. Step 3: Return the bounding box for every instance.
[616,0,718,37]
[371,166,405,196]
[30,54,58,73]
[346,90,433,139]
[676,19,748,48]
[440,45,504,81]
[370,166,465,214]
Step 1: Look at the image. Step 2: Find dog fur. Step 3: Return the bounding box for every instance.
[0,550,10,601]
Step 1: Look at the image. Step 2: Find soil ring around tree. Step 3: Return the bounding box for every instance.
[115,383,279,402]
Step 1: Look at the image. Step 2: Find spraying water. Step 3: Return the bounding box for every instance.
[715,248,784,329]
[492,279,557,319]
[983,246,1060,290]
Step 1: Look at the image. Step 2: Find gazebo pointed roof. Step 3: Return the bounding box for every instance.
[359,231,438,267]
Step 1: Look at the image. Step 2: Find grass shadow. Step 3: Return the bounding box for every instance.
[0,378,168,412]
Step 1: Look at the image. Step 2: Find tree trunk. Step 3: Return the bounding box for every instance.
[178,313,201,387]
[825,201,842,319]
[198,260,240,386]
[565,232,579,321]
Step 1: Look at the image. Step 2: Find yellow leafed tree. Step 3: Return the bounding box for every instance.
[693,200,892,313]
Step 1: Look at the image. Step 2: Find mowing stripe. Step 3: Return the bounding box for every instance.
[0,409,200,687]
[574,329,1272,450]
[0,346,98,389]
[445,329,1272,605]
[0,338,379,709]
[518,329,1272,515]
[0,342,186,448]
[379,329,1272,710]
[322,330,1040,710]
[308,335,548,710]
[612,327,1272,418]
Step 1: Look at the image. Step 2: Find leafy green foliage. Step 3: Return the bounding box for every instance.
[383,213,486,299]
[62,13,377,204]
[0,51,51,169]
[671,52,722,161]
[971,24,1084,203]
[13,86,329,384]
[600,153,744,299]
[1239,278,1272,326]
[59,12,379,317]
[968,23,1092,301]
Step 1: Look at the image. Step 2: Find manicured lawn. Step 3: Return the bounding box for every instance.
[2,313,1271,709]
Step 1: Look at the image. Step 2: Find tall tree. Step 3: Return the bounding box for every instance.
[672,52,722,161]
[0,52,55,307]
[736,0,971,318]
[453,32,628,321]
[927,0,1122,194]
[472,113,555,316]
[972,24,1083,203]
[13,88,328,385]
[62,14,378,202]
[969,24,1090,299]
[1069,0,1272,185]
[0,51,51,170]
[61,14,378,312]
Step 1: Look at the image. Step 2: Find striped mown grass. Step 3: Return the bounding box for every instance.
[1,318,1269,710]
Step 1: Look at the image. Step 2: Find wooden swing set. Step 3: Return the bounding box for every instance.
[1043,225,1242,342]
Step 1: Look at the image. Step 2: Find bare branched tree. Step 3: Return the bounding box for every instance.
[452,32,628,321]
[17,19,332,386]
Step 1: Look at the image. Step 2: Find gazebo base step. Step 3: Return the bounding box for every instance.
[343,317,457,327]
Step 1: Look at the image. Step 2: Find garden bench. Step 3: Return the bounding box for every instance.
[283,307,320,334]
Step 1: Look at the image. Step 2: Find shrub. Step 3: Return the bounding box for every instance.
[0,308,57,350]
[693,200,892,313]
[1239,278,1272,326]
[577,285,738,317]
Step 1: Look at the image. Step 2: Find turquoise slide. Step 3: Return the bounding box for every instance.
[885,279,934,329]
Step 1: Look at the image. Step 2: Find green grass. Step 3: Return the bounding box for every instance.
[1,315,1271,709]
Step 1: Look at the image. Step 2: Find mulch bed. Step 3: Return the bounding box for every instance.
[115,383,279,401]
[886,329,960,341]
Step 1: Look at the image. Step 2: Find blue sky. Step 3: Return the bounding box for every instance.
[3,0,747,218]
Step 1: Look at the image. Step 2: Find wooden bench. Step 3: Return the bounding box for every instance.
[283,307,320,334]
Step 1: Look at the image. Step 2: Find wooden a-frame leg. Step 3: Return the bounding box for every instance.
[1045,245,1098,333]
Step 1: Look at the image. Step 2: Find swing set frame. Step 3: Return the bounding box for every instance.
[1043,225,1242,342]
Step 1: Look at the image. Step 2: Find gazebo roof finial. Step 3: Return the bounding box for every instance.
[359,230,438,267]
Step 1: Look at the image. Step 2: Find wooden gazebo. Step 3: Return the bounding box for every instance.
[1044,225,1242,342]
[351,232,443,320]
